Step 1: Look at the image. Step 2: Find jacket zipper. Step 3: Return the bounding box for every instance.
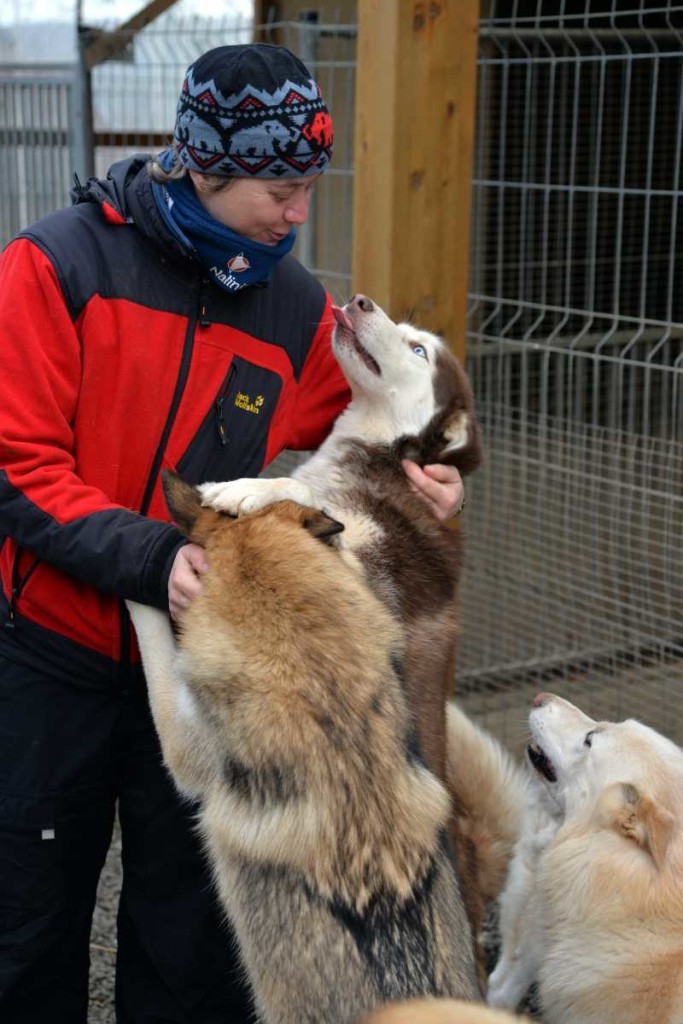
[4,549,39,630]
[214,364,236,447]
[199,278,212,329]
[121,286,204,676]
[139,307,200,516]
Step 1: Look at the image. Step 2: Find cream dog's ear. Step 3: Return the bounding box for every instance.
[599,782,675,869]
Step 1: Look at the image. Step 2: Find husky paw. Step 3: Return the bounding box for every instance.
[198,478,276,515]
[198,478,315,516]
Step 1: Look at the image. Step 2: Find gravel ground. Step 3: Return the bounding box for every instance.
[89,821,120,1024]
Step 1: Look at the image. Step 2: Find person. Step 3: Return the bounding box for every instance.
[0,43,464,1023]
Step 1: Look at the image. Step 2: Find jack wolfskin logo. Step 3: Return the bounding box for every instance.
[235,392,265,414]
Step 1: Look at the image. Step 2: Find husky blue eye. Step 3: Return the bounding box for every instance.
[411,344,428,360]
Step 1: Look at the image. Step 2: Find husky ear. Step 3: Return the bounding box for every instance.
[300,508,345,546]
[442,410,471,453]
[439,411,483,474]
[162,470,224,544]
[601,782,675,869]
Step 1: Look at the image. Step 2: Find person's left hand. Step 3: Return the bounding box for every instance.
[168,543,209,622]
[402,459,465,522]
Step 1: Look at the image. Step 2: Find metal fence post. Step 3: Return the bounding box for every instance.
[74,24,96,181]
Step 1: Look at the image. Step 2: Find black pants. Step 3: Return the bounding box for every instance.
[0,652,254,1023]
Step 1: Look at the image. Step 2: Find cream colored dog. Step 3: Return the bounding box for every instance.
[358,997,530,1023]
[488,692,683,1024]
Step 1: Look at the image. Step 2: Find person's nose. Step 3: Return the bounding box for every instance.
[284,190,311,225]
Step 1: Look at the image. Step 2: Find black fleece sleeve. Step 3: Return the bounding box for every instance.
[0,472,186,609]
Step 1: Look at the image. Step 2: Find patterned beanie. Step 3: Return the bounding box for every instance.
[173,43,333,178]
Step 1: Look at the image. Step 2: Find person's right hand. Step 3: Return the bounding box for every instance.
[168,543,208,622]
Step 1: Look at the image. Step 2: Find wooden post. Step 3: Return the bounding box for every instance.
[352,0,479,360]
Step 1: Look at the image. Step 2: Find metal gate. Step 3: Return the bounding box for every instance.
[0,64,84,244]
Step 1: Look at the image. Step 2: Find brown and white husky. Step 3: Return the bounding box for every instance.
[201,294,496,949]
[200,294,482,785]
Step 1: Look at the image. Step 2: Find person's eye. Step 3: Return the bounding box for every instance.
[410,343,428,360]
[271,193,289,204]
[584,730,595,747]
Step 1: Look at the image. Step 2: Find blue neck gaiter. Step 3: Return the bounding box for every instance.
[152,174,296,293]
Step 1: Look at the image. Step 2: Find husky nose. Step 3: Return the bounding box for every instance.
[350,294,374,313]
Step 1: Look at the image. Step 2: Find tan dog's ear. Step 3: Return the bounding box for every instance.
[600,782,675,869]
[162,470,225,545]
[300,508,345,546]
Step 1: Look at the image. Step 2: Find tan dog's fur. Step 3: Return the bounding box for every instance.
[358,998,530,1023]
[128,477,481,1024]
[488,693,683,1024]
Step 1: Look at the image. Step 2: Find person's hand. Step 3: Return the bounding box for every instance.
[401,460,465,522]
[168,543,209,622]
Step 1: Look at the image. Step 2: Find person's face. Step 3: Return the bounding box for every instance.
[189,172,319,245]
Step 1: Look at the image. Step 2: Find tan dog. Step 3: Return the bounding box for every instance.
[489,693,683,1024]
[358,997,530,1023]
[127,474,480,1024]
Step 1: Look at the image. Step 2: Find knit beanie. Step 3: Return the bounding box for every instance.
[173,43,333,178]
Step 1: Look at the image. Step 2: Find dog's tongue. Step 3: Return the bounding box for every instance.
[332,306,354,332]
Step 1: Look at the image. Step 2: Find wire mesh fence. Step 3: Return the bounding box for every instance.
[457,0,683,751]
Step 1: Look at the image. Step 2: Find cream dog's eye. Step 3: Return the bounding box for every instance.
[584,730,595,748]
[410,343,428,360]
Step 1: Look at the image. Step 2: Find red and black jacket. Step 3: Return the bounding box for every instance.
[0,156,349,685]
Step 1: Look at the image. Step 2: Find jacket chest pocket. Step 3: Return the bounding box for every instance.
[177,356,283,484]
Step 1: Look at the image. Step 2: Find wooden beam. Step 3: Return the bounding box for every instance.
[253,0,274,24]
[93,131,170,148]
[253,1,278,31]
[84,0,180,70]
[352,0,479,359]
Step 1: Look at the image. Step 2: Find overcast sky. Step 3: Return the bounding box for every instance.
[1,0,253,26]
